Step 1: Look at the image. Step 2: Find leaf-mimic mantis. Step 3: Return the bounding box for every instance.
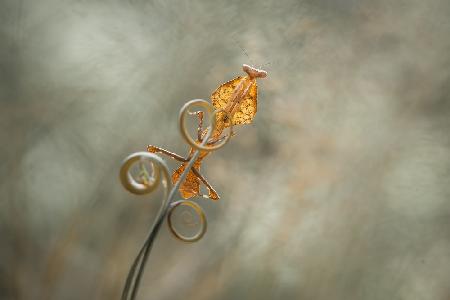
[147,64,267,200]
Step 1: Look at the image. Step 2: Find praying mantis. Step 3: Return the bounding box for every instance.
[147,64,267,200]
[118,64,268,299]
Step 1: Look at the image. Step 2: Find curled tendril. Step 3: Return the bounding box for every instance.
[120,99,230,300]
[119,152,172,300]
[167,200,207,242]
[119,152,169,195]
[179,99,233,152]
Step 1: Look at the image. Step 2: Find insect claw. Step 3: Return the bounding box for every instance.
[208,190,220,200]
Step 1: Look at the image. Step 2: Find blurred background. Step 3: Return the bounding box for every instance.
[1,0,450,299]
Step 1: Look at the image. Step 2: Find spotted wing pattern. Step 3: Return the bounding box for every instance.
[211,76,258,129]
[172,162,199,199]
[172,149,219,200]
[231,81,257,125]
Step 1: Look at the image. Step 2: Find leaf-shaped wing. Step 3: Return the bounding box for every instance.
[231,81,257,125]
[211,76,258,128]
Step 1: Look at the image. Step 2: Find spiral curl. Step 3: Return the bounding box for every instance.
[179,99,233,151]
[119,152,168,195]
[168,200,207,242]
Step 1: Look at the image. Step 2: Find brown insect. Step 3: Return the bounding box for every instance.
[147,64,267,200]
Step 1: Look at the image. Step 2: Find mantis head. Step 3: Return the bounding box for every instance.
[243,64,267,79]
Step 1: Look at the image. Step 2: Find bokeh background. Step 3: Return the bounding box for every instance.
[1,0,450,299]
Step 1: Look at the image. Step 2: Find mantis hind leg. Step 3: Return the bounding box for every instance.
[191,168,220,200]
[147,145,188,162]
[147,145,219,200]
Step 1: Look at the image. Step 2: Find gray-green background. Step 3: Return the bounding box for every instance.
[1,0,450,299]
